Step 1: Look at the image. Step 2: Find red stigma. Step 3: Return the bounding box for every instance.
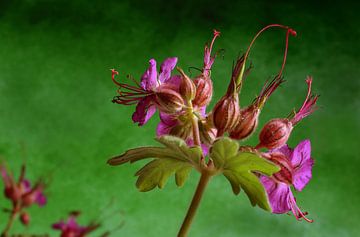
[289,28,297,37]
[213,29,221,37]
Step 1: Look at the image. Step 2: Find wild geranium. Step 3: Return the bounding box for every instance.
[260,140,314,222]
[1,162,46,236]
[111,57,182,126]
[108,24,319,236]
[53,210,124,237]
[52,211,100,237]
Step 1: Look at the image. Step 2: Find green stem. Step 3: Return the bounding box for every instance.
[1,205,19,237]
[177,171,211,237]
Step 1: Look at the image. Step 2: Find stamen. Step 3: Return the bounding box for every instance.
[289,194,313,223]
[238,24,297,86]
[255,76,285,108]
[291,77,319,125]
[210,29,221,53]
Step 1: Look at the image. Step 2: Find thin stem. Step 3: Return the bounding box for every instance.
[1,204,19,237]
[191,115,201,147]
[177,172,212,237]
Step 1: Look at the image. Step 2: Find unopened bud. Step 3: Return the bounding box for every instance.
[199,117,217,145]
[169,122,192,140]
[264,152,293,185]
[178,67,196,102]
[20,212,30,226]
[5,186,21,203]
[155,87,184,114]
[230,105,260,140]
[192,75,213,107]
[212,94,240,137]
[256,118,293,150]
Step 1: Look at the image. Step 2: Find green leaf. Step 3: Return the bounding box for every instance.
[209,137,280,211]
[108,135,201,166]
[108,136,202,191]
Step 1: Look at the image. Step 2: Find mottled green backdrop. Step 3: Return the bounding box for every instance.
[0,0,359,236]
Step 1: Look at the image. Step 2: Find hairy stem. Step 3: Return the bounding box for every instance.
[191,115,201,147]
[177,171,211,237]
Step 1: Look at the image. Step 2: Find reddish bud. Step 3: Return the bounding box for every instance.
[230,105,260,140]
[20,212,30,226]
[212,94,240,137]
[192,75,213,107]
[256,118,293,150]
[264,152,293,185]
[155,87,184,114]
[178,67,196,102]
[169,122,192,140]
[199,117,217,145]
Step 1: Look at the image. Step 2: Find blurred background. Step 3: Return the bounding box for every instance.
[0,0,359,236]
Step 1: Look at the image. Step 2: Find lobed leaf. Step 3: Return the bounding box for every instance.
[210,137,280,211]
[107,135,202,191]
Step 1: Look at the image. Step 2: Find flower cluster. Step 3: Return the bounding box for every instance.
[0,162,46,230]
[110,24,319,233]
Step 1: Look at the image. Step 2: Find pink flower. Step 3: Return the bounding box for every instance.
[260,140,314,222]
[112,57,181,126]
[52,212,100,237]
[0,163,47,208]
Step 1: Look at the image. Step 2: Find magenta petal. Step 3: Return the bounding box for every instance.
[156,112,178,136]
[140,59,158,91]
[36,191,47,206]
[273,144,293,159]
[260,176,291,213]
[199,106,206,116]
[132,96,156,126]
[52,221,66,230]
[165,75,182,91]
[159,57,177,83]
[291,140,314,191]
[67,216,80,229]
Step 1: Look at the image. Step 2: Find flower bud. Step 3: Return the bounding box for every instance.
[169,122,192,140]
[192,75,213,107]
[256,118,293,150]
[178,68,196,102]
[230,105,260,140]
[212,94,240,137]
[264,152,293,185]
[4,186,21,204]
[20,212,30,226]
[155,87,184,114]
[199,117,217,145]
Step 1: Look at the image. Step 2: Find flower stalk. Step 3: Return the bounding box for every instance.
[177,171,212,237]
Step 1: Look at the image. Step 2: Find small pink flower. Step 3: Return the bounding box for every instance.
[260,140,314,222]
[112,58,182,126]
[52,212,100,237]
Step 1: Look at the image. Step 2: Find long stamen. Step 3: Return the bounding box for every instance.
[203,29,221,73]
[289,195,313,223]
[255,76,285,108]
[111,69,151,105]
[209,29,221,55]
[236,24,296,86]
[291,77,319,125]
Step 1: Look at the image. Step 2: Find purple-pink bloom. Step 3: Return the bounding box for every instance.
[260,140,314,222]
[112,57,179,126]
[0,163,47,208]
[53,212,99,237]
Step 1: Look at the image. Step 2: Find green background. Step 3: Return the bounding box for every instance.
[0,0,359,236]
